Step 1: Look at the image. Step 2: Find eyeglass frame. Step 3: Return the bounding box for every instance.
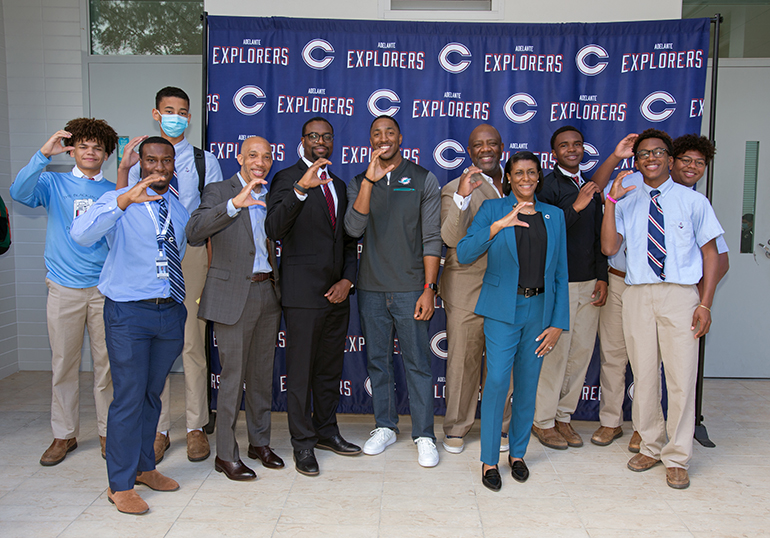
[675,156,707,168]
[303,132,334,143]
[635,147,668,160]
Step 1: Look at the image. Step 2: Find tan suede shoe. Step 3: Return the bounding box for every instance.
[186,430,210,462]
[591,426,623,446]
[108,488,149,515]
[628,431,642,453]
[40,438,77,466]
[531,425,568,450]
[555,421,584,447]
[153,432,170,464]
[627,453,661,472]
[666,467,690,489]
[100,436,106,460]
[135,469,179,491]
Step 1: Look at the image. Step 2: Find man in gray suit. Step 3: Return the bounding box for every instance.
[186,136,283,481]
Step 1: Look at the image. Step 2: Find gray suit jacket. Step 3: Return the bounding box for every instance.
[186,173,280,326]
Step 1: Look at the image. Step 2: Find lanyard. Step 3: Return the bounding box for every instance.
[144,201,172,252]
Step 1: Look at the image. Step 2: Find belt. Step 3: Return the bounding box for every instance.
[140,297,176,304]
[517,286,544,298]
[250,272,272,282]
[608,267,626,278]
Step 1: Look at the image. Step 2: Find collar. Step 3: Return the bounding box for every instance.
[174,137,191,153]
[557,165,582,183]
[642,176,673,197]
[72,166,104,182]
[237,172,268,199]
[301,155,329,179]
[480,165,504,197]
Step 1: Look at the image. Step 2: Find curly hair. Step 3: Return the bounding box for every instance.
[633,128,673,156]
[63,118,119,157]
[672,134,715,164]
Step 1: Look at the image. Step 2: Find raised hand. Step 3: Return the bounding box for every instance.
[490,202,532,239]
[40,130,75,159]
[608,170,636,202]
[614,133,639,160]
[118,135,149,172]
[117,176,163,210]
[296,158,332,191]
[457,166,484,197]
[232,177,267,209]
[365,147,396,183]
[572,181,601,212]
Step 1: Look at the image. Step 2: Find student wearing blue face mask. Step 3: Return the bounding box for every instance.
[116,86,223,465]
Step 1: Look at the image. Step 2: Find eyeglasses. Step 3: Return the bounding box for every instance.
[303,132,334,143]
[676,156,706,168]
[636,148,668,160]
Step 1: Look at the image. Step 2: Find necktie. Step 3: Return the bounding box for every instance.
[571,175,582,188]
[647,189,666,280]
[158,198,185,302]
[168,172,180,200]
[319,171,336,228]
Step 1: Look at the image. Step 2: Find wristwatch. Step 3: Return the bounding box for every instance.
[425,282,438,293]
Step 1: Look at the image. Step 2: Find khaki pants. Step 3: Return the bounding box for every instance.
[598,272,632,428]
[534,280,600,428]
[622,283,699,469]
[443,303,511,438]
[157,244,209,432]
[46,278,112,438]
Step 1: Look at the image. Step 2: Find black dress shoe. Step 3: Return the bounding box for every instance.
[482,465,502,492]
[247,445,285,469]
[294,449,320,476]
[509,455,529,483]
[316,434,362,456]
[214,456,256,481]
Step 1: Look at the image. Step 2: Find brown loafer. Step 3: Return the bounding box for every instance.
[100,436,106,460]
[531,426,568,450]
[135,469,180,491]
[591,426,623,446]
[186,430,210,462]
[247,445,285,469]
[628,431,642,453]
[108,488,149,515]
[666,467,690,489]
[153,432,170,464]
[214,456,257,481]
[555,421,583,447]
[40,438,77,466]
[627,453,660,472]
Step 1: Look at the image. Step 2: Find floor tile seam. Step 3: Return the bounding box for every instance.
[53,486,101,538]
[271,462,299,537]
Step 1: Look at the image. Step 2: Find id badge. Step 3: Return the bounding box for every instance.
[156,250,169,280]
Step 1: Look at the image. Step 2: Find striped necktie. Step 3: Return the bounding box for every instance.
[157,198,185,302]
[168,172,180,199]
[319,171,336,228]
[647,189,666,280]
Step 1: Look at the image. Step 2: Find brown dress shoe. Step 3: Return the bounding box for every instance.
[214,456,257,481]
[628,431,642,453]
[555,421,583,447]
[108,488,149,515]
[247,445,285,469]
[666,467,690,489]
[40,438,77,466]
[186,430,210,462]
[531,426,568,450]
[100,436,106,460]
[627,453,660,472]
[153,432,170,464]
[135,469,179,491]
[591,426,623,446]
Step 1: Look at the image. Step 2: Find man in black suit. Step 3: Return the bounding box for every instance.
[266,117,360,476]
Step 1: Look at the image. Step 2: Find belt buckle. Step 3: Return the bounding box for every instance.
[524,288,535,298]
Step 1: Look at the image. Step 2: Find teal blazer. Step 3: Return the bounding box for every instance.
[456,193,570,331]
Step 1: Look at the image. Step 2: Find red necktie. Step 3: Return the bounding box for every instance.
[320,171,336,228]
[571,175,581,188]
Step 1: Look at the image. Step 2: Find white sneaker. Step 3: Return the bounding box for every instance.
[415,437,439,468]
[363,427,396,455]
[442,436,464,454]
[500,432,510,452]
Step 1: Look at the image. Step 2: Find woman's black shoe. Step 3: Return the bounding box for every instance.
[482,465,502,491]
[509,455,529,483]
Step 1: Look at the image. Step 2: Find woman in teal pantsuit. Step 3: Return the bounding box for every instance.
[457,151,569,491]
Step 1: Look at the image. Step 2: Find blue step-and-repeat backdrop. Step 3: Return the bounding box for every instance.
[205,15,710,420]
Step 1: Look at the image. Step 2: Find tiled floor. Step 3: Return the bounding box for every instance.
[1,371,769,537]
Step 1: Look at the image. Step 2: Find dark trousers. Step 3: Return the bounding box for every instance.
[284,302,349,451]
[103,298,185,492]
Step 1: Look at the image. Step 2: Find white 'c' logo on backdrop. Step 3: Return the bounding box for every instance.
[233,85,266,116]
[438,42,472,74]
[430,331,448,360]
[364,377,373,397]
[575,44,609,76]
[627,382,634,401]
[580,142,599,173]
[296,141,304,160]
[302,39,335,70]
[433,140,466,170]
[367,89,401,117]
[640,91,677,122]
[503,93,537,124]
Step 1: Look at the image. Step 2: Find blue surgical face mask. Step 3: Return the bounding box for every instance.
[159,114,188,138]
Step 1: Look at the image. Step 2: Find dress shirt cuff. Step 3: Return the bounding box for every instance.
[294,189,308,201]
[226,198,241,217]
[453,191,471,211]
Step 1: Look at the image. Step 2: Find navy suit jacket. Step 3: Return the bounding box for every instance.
[456,193,570,331]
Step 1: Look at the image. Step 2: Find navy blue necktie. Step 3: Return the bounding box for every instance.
[647,189,666,280]
[158,198,185,302]
[168,172,180,199]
